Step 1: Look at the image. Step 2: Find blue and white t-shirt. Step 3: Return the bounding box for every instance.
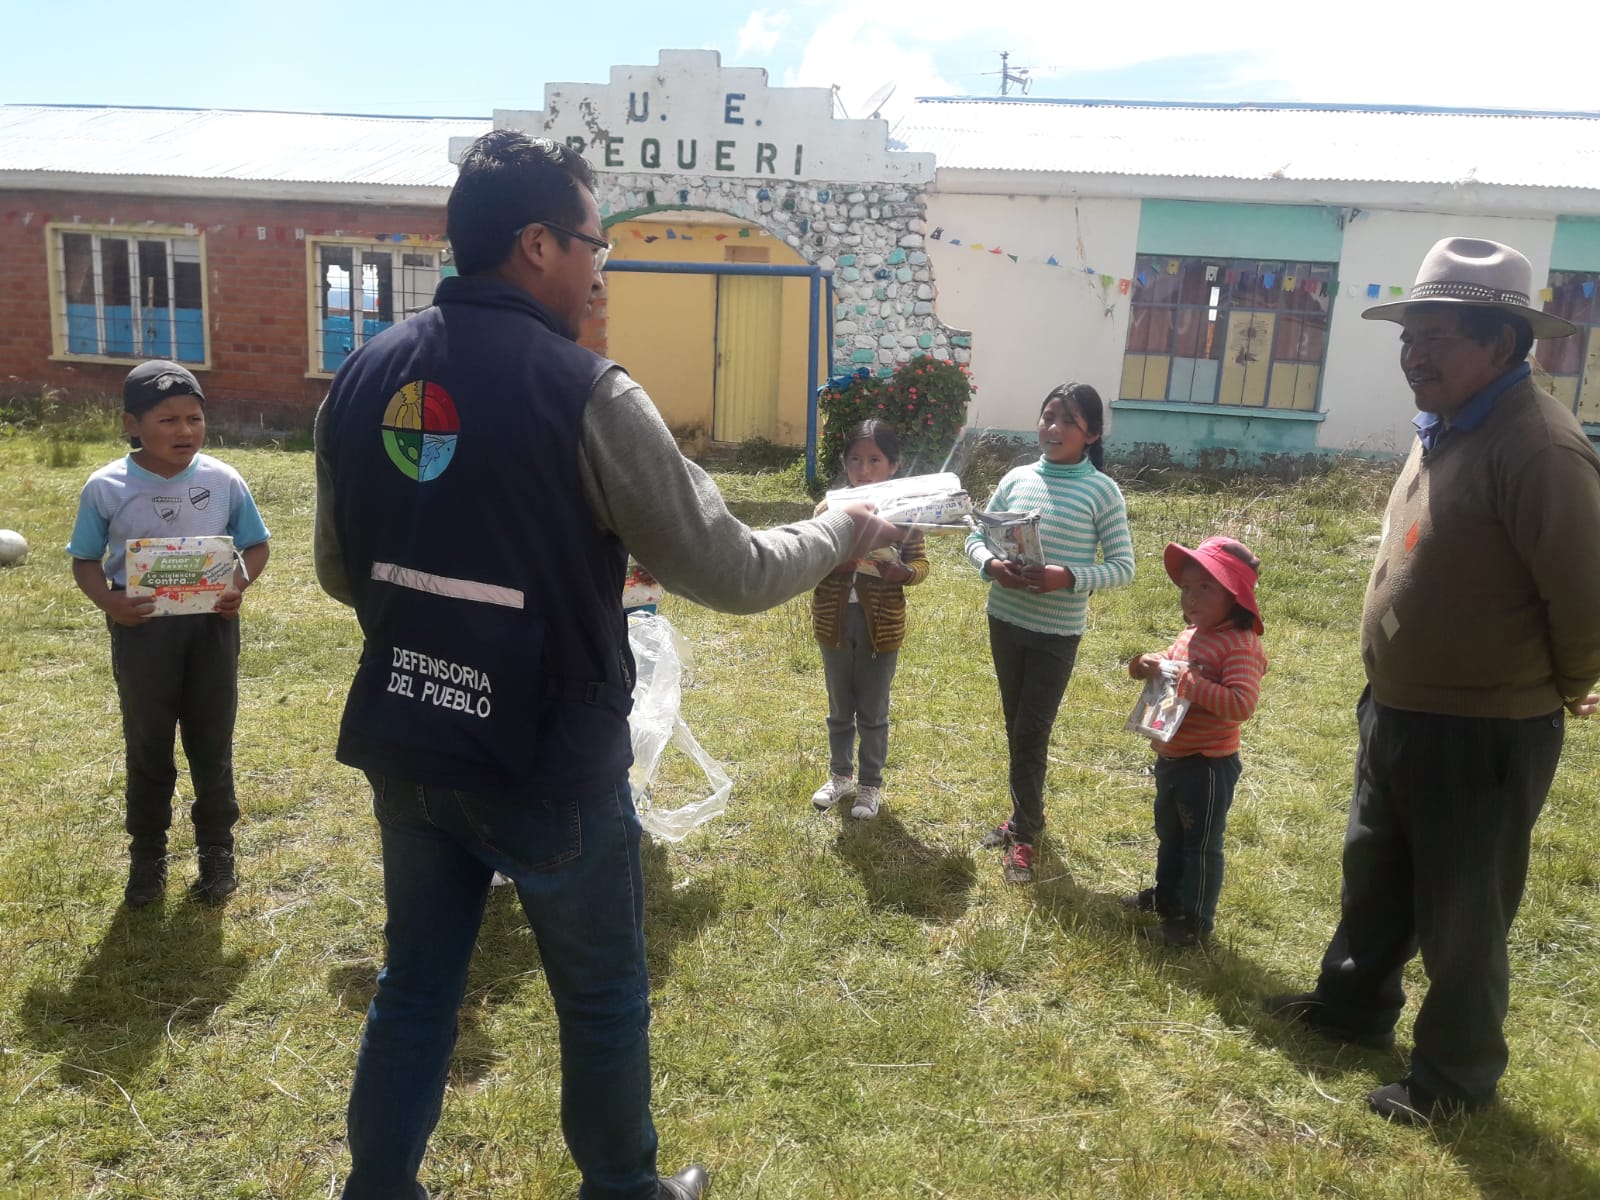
[67,453,270,586]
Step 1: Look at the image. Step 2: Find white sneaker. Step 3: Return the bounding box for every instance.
[811,774,856,811]
[850,785,882,820]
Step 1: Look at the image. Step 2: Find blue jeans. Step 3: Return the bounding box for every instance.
[343,773,657,1200]
[1152,752,1241,932]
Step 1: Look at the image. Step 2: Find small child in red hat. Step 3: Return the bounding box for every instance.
[1123,536,1268,947]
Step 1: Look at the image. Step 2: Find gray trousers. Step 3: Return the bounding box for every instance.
[819,604,899,788]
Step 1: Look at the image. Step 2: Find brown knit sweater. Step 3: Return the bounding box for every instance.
[1360,376,1600,718]
[810,507,930,653]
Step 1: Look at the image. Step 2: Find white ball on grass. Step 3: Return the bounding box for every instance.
[0,529,28,566]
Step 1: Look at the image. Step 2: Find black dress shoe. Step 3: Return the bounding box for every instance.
[1262,991,1395,1050]
[659,1164,709,1200]
[1367,1077,1483,1125]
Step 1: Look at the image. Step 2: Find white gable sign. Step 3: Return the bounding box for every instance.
[454,49,932,186]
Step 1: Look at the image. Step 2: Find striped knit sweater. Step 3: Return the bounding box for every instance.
[1155,624,1268,758]
[811,524,929,653]
[963,456,1135,636]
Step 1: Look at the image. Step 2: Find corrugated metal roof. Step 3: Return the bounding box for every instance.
[0,105,489,187]
[8,99,1599,195]
[892,98,1600,190]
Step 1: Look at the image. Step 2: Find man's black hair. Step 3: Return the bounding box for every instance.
[447,130,596,277]
[1434,303,1536,365]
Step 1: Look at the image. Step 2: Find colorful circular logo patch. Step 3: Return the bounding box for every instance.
[382,381,459,481]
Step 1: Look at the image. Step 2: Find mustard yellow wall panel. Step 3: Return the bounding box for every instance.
[1267,362,1319,411]
[1578,329,1600,425]
[1219,313,1274,407]
[1120,354,1170,402]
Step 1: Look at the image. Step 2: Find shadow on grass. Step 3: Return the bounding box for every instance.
[1433,1106,1600,1200]
[323,836,722,1088]
[831,809,977,921]
[18,898,249,1083]
[1026,848,1393,1081]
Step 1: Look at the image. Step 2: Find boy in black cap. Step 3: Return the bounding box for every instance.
[66,360,271,907]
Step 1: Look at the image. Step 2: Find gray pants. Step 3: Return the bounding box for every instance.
[819,604,899,788]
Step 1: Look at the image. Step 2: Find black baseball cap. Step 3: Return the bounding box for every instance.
[123,360,205,415]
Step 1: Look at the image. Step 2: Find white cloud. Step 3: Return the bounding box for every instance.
[783,8,961,125]
[736,9,790,59]
[778,0,1600,113]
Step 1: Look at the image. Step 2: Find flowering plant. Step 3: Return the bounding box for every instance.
[816,355,975,483]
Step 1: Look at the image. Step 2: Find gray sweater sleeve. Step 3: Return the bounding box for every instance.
[579,367,855,613]
[312,397,355,607]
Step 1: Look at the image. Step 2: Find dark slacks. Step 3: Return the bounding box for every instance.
[988,615,1080,843]
[109,612,241,856]
[1311,686,1562,1103]
[1152,751,1242,932]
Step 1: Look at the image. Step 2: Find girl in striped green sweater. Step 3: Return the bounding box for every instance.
[963,383,1135,882]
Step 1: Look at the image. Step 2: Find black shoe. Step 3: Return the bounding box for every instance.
[124,855,168,908]
[1141,916,1210,948]
[659,1164,709,1200]
[1367,1077,1483,1126]
[190,847,238,905]
[1262,991,1395,1050]
[1121,887,1157,913]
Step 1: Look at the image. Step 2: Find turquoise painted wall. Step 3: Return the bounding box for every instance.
[1551,218,1600,270]
[1136,200,1345,261]
[1106,402,1325,467]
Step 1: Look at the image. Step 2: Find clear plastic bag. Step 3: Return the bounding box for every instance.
[1125,659,1192,743]
[626,612,732,841]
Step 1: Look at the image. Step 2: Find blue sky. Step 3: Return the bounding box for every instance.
[9,0,1598,123]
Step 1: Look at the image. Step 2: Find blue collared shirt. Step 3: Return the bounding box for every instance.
[1412,363,1531,453]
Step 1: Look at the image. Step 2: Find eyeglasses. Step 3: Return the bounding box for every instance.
[513,220,611,270]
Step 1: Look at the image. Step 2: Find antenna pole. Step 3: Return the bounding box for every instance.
[997,51,1030,96]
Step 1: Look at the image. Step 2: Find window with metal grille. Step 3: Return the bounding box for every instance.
[312,241,438,374]
[1121,255,1337,411]
[1538,271,1600,426]
[54,227,205,363]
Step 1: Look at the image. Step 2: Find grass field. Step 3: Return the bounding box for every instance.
[0,431,1596,1199]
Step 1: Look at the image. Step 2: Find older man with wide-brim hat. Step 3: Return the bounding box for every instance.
[1266,237,1600,1125]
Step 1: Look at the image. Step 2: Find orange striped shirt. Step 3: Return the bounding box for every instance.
[1155,625,1267,758]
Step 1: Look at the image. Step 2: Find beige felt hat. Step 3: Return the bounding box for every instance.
[1362,236,1577,339]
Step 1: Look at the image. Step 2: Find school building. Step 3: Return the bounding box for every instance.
[3,49,1599,465]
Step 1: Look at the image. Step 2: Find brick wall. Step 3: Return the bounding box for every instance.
[0,190,447,431]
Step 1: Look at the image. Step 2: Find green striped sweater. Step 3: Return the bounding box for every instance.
[963,456,1135,636]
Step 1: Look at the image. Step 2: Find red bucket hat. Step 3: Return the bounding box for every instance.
[1163,536,1262,634]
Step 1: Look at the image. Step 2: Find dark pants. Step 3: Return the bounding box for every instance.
[109,613,241,857]
[988,616,1080,843]
[1152,751,1241,932]
[1310,686,1562,1103]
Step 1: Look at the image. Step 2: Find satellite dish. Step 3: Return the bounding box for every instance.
[862,81,897,120]
[831,84,850,120]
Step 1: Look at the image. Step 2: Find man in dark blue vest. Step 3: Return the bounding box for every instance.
[315,129,900,1200]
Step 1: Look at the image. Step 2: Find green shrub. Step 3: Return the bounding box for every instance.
[815,356,974,487]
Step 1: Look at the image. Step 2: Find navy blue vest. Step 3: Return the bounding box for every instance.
[321,275,633,793]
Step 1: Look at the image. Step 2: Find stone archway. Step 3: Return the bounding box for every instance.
[459,48,972,444]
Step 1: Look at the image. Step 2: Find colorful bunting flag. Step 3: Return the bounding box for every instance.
[1367,284,1381,298]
